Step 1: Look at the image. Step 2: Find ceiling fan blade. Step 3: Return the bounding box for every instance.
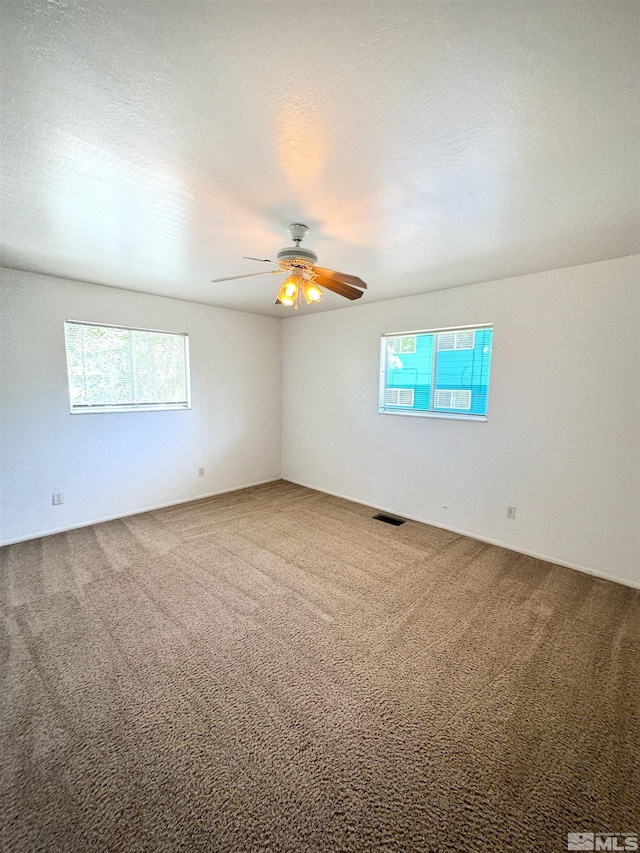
[211,270,282,283]
[313,273,364,300]
[312,267,367,290]
[274,298,282,305]
[243,256,275,263]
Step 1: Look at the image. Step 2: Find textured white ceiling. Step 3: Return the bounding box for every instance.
[1,1,638,317]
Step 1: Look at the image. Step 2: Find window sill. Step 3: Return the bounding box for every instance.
[70,404,191,414]
[378,408,487,422]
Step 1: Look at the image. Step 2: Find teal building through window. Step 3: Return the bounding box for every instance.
[379,326,493,419]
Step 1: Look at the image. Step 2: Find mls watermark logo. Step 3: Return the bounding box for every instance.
[567,832,638,851]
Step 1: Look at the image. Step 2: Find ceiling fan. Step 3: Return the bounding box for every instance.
[211,224,367,308]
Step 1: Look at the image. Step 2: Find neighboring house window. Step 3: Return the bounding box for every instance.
[390,335,416,354]
[384,388,415,407]
[433,389,472,410]
[436,330,475,350]
[379,325,493,420]
[64,321,190,413]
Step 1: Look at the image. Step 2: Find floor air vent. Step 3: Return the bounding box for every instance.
[373,513,405,526]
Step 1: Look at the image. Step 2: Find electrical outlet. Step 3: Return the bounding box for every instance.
[198,467,205,477]
[52,492,64,506]
[506,505,516,519]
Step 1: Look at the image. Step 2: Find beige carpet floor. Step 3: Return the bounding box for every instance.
[1,480,639,852]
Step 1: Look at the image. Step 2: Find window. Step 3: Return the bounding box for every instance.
[433,389,472,410]
[385,388,415,407]
[390,335,416,354]
[379,325,493,420]
[64,321,190,413]
[436,330,475,351]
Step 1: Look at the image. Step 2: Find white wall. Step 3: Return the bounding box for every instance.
[282,255,640,588]
[0,269,282,543]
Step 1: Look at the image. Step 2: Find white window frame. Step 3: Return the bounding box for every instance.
[64,320,191,414]
[379,324,492,422]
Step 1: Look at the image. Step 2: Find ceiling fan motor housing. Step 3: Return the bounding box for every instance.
[276,246,318,267]
[277,224,317,268]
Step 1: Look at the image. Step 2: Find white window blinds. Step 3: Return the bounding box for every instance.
[64,321,190,413]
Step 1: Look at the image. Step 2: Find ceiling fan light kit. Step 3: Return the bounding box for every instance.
[301,279,322,304]
[212,224,367,309]
[277,274,300,306]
